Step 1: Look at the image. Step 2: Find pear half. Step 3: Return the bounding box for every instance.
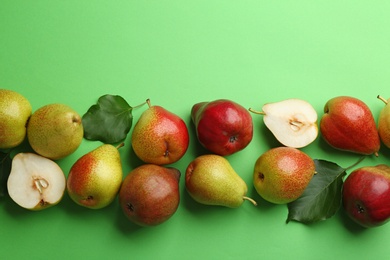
[250,99,318,148]
[7,153,66,210]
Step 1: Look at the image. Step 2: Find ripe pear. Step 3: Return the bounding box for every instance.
[67,144,123,209]
[191,99,253,156]
[320,96,380,156]
[249,98,318,148]
[253,147,315,204]
[131,99,189,165]
[377,95,390,149]
[0,89,32,149]
[27,103,84,160]
[185,154,257,208]
[119,164,181,226]
[7,153,66,210]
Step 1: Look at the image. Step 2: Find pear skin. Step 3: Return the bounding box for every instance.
[0,89,32,149]
[27,103,83,160]
[131,99,189,165]
[320,96,380,155]
[67,144,123,209]
[185,154,256,208]
[253,147,315,204]
[377,95,390,149]
[119,164,181,226]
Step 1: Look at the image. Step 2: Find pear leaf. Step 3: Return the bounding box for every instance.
[286,159,347,224]
[0,151,12,197]
[82,94,133,144]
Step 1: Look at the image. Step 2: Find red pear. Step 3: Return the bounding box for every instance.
[191,99,253,156]
[320,96,380,155]
[342,165,390,228]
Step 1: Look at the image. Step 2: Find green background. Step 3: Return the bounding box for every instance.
[1,1,390,259]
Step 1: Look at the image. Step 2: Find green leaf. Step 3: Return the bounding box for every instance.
[0,151,12,198]
[82,94,133,144]
[286,159,347,224]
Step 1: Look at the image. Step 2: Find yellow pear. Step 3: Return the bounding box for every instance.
[0,89,32,149]
[67,144,123,209]
[185,154,257,208]
[27,103,83,160]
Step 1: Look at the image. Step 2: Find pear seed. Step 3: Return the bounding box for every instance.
[33,178,49,194]
[289,120,304,131]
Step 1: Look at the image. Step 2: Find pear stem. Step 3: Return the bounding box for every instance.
[133,99,149,109]
[243,196,258,206]
[377,95,388,105]
[345,155,366,171]
[146,98,152,108]
[116,142,125,149]
[248,108,266,115]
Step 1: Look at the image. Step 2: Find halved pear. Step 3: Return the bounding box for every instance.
[250,99,318,148]
[7,153,66,210]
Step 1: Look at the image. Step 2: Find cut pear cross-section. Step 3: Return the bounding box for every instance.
[7,153,66,210]
[251,99,318,148]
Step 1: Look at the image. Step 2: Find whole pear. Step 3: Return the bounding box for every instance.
[119,164,181,226]
[342,164,390,228]
[320,96,380,156]
[253,147,315,204]
[185,154,257,208]
[131,99,189,165]
[0,89,32,149]
[377,95,390,148]
[67,144,123,209]
[191,99,253,156]
[27,103,84,160]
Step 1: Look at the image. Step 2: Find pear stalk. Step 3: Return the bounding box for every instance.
[248,108,266,115]
[243,196,258,206]
[378,95,388,105]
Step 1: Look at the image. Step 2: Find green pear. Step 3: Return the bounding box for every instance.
[27,103,83,160]
[0,89,32,149]
[253,147,315,204]
[131,99,189,165]
[67,143,123,209]
[185,154,257,208]
[377,95,390,149]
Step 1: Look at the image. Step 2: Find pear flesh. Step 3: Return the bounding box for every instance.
[27,103,84,160]
[67,144,123,209]
[7,153,66,210]
[251,99,318,148]
[0,89,32,149]
[185,154,257,208]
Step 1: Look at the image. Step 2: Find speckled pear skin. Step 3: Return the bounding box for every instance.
[0,89,32,149]
[27,103,83,160]
[253,147,315,204]
[320,96,380,155]
[67,144,123,209]
[131,100,189,165]
[185,154,249,208]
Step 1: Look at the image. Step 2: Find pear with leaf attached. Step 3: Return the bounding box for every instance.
[185,154,257,208]
[0,89,32,149]
[67,143,123,209]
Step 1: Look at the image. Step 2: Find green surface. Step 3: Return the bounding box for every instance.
[1,1,390,259]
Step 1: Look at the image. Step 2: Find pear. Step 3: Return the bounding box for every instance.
[185,154,257,208]
[253,147,315,204]
[131,99,189,165]
[7,153,66,210]
[320,96,380,155]
[249,99,318,148]
[27,103,84,160]
[0,89,32,149]
[119,164,181,226]
[67,143,123,209]
[377,95,390,149]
